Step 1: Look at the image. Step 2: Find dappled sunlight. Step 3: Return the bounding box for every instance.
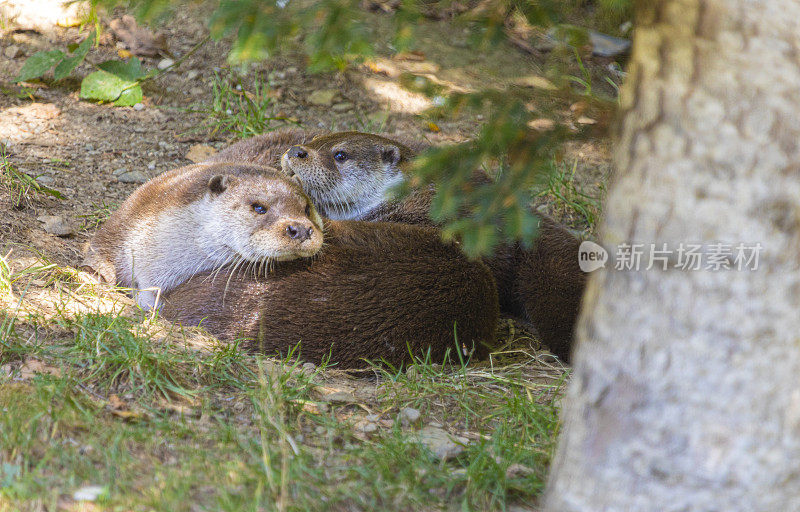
[0,251,131,322]
[0,0,88,32]
[361,77,433,114]
[0,103,62,146]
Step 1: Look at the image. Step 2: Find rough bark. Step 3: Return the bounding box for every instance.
[544,0,800,510]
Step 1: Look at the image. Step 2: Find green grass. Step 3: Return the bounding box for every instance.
[78,200,117,231]
[535,158,603,230]
[0,256,565,511]
[0,153,64,209]
[191,71,298,139]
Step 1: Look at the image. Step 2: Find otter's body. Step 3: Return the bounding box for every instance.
[83,162,323,309]
[161,220,499,368]
[209,130,585,361]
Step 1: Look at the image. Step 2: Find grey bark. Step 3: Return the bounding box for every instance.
[544,1,800,511]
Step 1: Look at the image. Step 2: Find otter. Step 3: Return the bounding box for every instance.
[209,130,585,361]
[82,162,324,309]
[160,220,499,368]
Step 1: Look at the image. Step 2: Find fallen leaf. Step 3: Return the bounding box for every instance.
[108,394,126,410]
[185,144,217,163]
[577,116,597,125]
[117,49,133,59]
[426,121,441,132]
[394,50,426,62]
[511,75,557,90]
[527,118,555,131]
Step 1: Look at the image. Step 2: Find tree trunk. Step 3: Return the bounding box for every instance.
[544,1,800,510]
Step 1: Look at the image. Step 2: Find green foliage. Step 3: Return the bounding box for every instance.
[15,31,95,82]
[408,92,573,255]
[81,58,146,106]
[14,50,65,82]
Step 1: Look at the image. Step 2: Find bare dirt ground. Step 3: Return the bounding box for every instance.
[0,2,617,509]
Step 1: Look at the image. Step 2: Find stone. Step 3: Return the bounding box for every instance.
[186,70,200,80]
[355,420,378,433]
[331,102,354,112]
[4,45,21,59]
[588,30,631,57]
[399,407,421,426]
[37,215,74,237]
[415,426,468,461]
[73,485,106,502]
[35,175,54,185]
[157,58,175,71]
[116,170,148,184]
[308,89,337,106]
[133,103,145,111]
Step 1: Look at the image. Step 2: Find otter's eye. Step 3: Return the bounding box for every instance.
[304,203,312,216]
[252,203,268,214]
[333,151,348,162]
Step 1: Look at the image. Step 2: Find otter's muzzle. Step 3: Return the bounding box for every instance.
[287,146,308,159]
[284,223,313,242]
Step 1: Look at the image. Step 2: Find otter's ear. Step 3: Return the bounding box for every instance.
[380,145,402,166]
[208,174,234,194]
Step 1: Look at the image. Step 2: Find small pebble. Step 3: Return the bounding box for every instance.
[186,70,200,80]
[355,421,378,433]
[399,407,421,425]
[4,45,21,59]
[35,175,55,185]
[37,215,74,237]
[133,103,145,111]
[157,58,175,70]
[116,170,148,184]
[73,485,105,502]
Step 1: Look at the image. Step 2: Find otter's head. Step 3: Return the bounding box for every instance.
[280,132,414,219]
[203,173,324,262]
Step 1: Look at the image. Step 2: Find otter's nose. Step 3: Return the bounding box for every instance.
[287,146,308,159]
[285,223,312,241]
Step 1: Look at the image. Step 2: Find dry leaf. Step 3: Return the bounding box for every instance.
[527,118,555,131]
[577,116,597,125]
[394,50,426,62]
[511,75,557,90]
[426,121,441,133]
[185,144,217,163]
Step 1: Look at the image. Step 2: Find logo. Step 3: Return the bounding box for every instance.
[578,241,608,272]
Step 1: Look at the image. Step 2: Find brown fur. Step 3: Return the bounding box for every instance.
[160,220,499,368]
[203,128,325,168]
[280,131,587,362]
